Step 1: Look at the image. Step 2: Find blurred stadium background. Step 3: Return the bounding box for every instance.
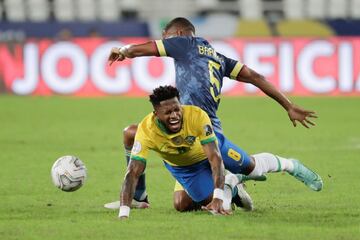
[0,0,360,96]
[1,2,360,239]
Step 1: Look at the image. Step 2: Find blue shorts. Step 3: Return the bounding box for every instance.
[215,131,252,174]
[164,160,213,203]
[165,132,251,202]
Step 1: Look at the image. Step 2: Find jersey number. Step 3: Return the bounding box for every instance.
[208,60,221,103]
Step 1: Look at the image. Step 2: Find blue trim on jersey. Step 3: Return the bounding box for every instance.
[164,159,213,202]
[215,131,252,173]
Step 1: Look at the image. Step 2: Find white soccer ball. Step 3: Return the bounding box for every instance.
[51,155,87,192]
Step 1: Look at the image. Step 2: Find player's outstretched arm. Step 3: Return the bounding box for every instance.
[119,159,146,219]
[201,141,230,216]
[108,41,158,65]
[237,65,318,128]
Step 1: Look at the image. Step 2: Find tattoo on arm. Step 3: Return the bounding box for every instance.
[120,160,146,206]
[203,141,225,189]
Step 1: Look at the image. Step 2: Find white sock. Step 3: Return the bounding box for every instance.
[249,152,294,177]
[223,185,232,211]
[222,173,239,211]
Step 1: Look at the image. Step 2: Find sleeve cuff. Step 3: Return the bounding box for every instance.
[230,62,244,79]
[200,136,217,145]
[155,40,167,56]
[131,156,147,165]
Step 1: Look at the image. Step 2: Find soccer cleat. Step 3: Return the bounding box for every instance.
[104,196,150,210]
[231,183,253,211]
[289,159,323,191]
[132,196,150,209]
[236,173,267,183]
[104,201,121,210]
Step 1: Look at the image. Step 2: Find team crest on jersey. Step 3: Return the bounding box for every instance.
[132,141,142,154]
[171,136,184,145]
[204,124,213,136]
[184,136,196,145]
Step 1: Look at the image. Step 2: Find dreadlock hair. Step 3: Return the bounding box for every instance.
[164,17,195,34]
[149,85,180,108]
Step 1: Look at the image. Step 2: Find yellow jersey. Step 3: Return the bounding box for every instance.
[130,105,217,167]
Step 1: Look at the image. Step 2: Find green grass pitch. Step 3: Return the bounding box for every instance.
[0,96,359,240]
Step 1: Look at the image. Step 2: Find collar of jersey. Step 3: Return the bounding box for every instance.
[155,117,182,137]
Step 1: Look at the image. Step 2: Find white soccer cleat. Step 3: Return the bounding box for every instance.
[104,201,120,210]
[232,183,253,211]
[131,198,150,209]
[104,199,150,210]
[224,172,253,211]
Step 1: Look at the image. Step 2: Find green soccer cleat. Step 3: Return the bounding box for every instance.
[289,159,323,191]
[236,174,267,183]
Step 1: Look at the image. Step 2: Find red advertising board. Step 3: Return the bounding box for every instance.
[0,37,359,96]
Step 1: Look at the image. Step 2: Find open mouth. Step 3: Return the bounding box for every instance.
[168,119,181,132]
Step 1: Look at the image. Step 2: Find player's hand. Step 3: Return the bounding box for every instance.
[108,47,125,66]
[287,104,318,128]
[201,198,231,216]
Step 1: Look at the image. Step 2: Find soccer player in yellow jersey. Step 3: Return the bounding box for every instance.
[107,17,323,210]
[118,86,250,218]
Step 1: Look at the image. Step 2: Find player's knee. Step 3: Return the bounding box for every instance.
[239,156,256,175]
[123,124,138,147]
[173,191,193,212]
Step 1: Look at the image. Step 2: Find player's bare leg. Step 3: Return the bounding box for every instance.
[173,190,224,212]
[173,190,202,212]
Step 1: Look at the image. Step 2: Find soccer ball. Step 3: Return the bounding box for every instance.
[51,155,87,192]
